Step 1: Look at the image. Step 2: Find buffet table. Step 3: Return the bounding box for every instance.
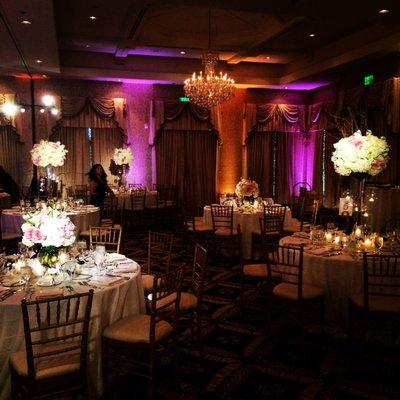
[0,256,145,399]
[279,234,363,328]
[1,205,100,235]
[203,205,293,259]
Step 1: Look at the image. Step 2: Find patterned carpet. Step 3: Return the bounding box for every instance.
[101,226,400,400]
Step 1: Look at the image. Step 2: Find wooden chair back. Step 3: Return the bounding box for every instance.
[266,245,305,299]
[75,185,88,203]
[102,194,119,224]
[130,188,147,210]
[89,226,122,253]
[145,231,174,274]
[128,183,143,190]
[190,244,208,300]
[210,205,234,233]
[362,253,400,311]
[148,267,184,342]
[20,290,94,380]
[155,187,168,208]
[262,205,286,231]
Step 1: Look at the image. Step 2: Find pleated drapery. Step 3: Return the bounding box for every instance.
[0,125,22,185]
[156,130,218,209]
[246,132,274,197]
[92,128,124,178]
[50,127,90,188]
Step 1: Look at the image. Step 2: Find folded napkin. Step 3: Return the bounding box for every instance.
[306,247,330,256]
[107,253,127,262]
[114,261,138,273]
[35,287,64,300]
[293,231,310,239]
[90,275,124,286]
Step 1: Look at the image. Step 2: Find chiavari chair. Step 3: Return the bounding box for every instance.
[10,290,94,400]
[128,183,143,190]
[129,188,147,211]
[266,245,325,338]
[252,205,286,259]
[102,267,183,399]
[89,226,122,253]
[141,231,174,292]
[349,253,400,347]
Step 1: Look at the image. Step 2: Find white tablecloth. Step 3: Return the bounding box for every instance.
[115,191,158,210]
[0,193,11,209]
[1,206,101,235]
[0,260,145,399]
[279,235,363,328]
[203,206,293,259]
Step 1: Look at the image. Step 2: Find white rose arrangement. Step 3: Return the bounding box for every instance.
[30,140,68,167]
[235,178,260,199]
[331,130,389,177]
[112,147,134,166]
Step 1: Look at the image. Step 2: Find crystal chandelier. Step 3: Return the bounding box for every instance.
[184,9,235,108]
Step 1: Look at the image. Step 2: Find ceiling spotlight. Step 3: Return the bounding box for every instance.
[284,86,288,90]
[309,33,315,37]
[378,9,389,14]
[20,107,26,113]
[180,51,186,55]
[85,44,91,48]
[2,103,18,117]
[35,59,42,63]
[50,107,59,116]
[39,108,45,114]
[89,15,97,20]
[266,56,271,59]
[42,94,55,107]
[42,74,47,78]
[21,19,31,24]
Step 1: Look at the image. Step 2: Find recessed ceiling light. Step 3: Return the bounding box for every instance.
[85,44,91,48]
[35,59,42,63]
[89,15,97,20]
[309,33,315,37]
[42,74,47,78]
[180,51,186,55]
[378,9,389,14]
[21,19,31,25]
[284,86,288,89]
[266,56,271,60]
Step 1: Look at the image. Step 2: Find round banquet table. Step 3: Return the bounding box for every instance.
[203,205,293,259]
[0,193,11,209]
[279,235,363,329]
[115,191,158,210]
[0,258,145,399]
[1,205,101,235]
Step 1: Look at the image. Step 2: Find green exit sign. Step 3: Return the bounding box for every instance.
[364,74,374,86]
[179,96,190,103]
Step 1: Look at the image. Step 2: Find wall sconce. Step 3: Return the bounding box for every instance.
[1,94,59,117]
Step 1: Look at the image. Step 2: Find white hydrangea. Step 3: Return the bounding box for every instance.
[112,147,134,166]
[331,130,389,176]
[30,140,68,167]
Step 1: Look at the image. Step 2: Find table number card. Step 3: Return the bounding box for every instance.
[339,197,353,216]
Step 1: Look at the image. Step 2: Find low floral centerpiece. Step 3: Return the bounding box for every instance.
[331,130,389,178]
[21,204,76,271]
[235,178,259,203]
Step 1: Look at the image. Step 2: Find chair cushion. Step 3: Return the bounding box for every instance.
[9,342,80,379]
[350,293,400,313]
[243,264,267,278]
[1,232,21,241]
[103,314,172,344]
[153,291,198,312]
[215,227,239,236]
[273,282,324,300]
[141,274,155,292]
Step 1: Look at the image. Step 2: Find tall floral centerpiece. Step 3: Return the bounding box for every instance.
[331,129,389,217]
[112,147,134,187]
[21,204,76,271]
[235,178,259,203]
[31,140,68,197]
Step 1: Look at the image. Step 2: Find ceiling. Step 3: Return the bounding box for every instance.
[1,0,400,89]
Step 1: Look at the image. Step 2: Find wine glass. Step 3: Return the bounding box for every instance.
[64,261,76,284]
